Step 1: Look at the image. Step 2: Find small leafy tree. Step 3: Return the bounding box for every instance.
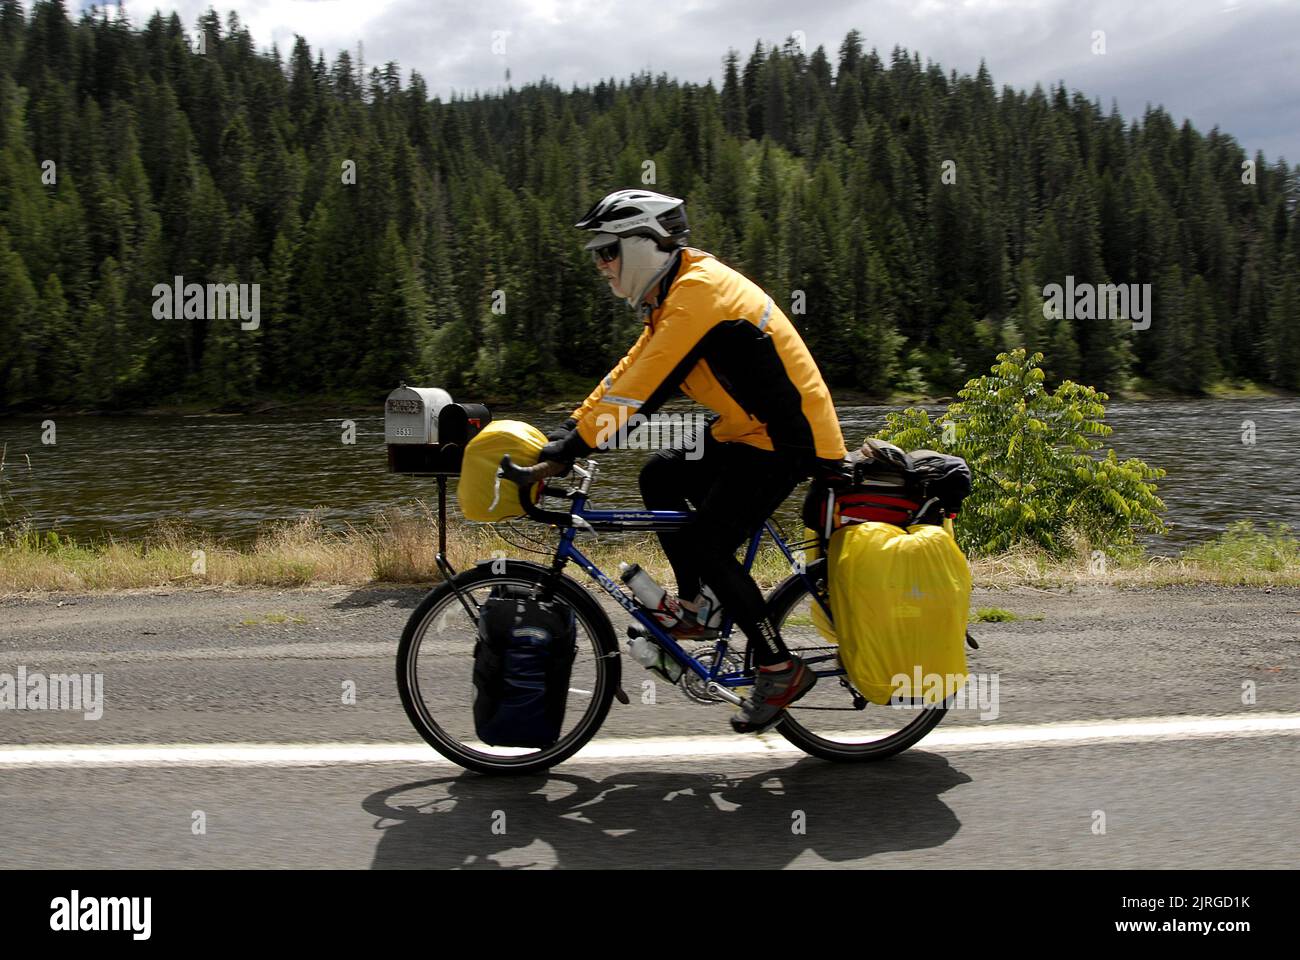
[876,349,1166,556]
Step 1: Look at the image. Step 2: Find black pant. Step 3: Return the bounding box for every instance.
[638,431,809,666]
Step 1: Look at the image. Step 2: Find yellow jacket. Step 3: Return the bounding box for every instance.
[570,248,847,464]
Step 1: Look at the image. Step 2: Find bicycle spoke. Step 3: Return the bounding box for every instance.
[398,569,616,774]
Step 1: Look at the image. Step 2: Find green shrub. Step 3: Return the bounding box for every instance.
[972,607,1044,622]
[876,349,1166,557]
[1182,521,1300,572]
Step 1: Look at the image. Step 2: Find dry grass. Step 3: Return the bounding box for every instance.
[2,511,1297,596]
[0,502,792,597]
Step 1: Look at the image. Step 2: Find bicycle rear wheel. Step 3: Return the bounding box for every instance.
[766,560,948,761]
[396,560,619,775]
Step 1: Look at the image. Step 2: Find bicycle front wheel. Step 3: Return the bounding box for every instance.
[396,561,620,776]
[766,560,948,761]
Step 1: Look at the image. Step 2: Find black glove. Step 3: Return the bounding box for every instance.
[546,417,577,441]
[539,428,593,465]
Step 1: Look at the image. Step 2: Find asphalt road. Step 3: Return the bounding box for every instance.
[1,583,1297,869]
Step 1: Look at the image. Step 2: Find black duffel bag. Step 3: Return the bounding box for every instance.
[802,441,973,537]
[472,586,577,748]
[907,449,973,523]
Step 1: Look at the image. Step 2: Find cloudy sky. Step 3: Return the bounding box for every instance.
[76,0,1300,163]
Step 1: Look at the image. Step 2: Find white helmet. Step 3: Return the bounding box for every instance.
[575,189,690,249]
[576,190,690,309]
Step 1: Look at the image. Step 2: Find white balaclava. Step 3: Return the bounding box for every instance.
[610,236,678,308]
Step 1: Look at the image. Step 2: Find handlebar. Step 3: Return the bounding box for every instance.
[498,455,572,485]
[498,455,579,526]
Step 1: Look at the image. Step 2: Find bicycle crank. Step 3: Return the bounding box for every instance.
[701,682,745,706]
[680,650,747,705]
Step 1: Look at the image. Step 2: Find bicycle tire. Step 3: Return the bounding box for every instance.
[396,560,620,776]
[765,560,949,761]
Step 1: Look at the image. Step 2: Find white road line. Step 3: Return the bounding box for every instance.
[1,713,1298,768]
[0,642,400,664]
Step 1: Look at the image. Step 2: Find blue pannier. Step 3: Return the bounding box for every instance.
[472,586,577,748]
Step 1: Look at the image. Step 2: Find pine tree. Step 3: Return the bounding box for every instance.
[1183,273,1220,392]
[200,261,261,404]
[258,230,297,391]
[36,272,78,404]
[837,30,863,79]
[80,255,129,406]
[854,236,903,396]
[0,225,38,403]
[1150,263,1188,391]
[1265,250,1300,390]
[792,160,849,383]
[742,41,765,141]
[0,10,1290,409]
[720,50,745,138]
[834,71,862,142]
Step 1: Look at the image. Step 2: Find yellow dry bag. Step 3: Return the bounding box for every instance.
[815,521,971,706]
[458,420,548,521]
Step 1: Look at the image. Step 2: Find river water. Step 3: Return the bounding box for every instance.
[1,399,1296,554]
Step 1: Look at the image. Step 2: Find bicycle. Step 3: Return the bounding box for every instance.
[396,455,951,775]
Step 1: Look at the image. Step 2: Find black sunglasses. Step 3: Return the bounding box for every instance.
[591,242,619,264]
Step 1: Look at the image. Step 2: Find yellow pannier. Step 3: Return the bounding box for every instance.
[458,420,548,521]
[810,520,971,706]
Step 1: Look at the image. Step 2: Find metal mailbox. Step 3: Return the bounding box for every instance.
[384,385,452,445]
[437,401,491,447]
[384,384,491,476]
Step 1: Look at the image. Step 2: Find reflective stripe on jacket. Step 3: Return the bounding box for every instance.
[570,247,848,464]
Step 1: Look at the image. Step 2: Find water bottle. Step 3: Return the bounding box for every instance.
[627,634,683,683]
[618,562,681,628]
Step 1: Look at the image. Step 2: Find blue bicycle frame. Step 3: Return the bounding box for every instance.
[544,472,842,690]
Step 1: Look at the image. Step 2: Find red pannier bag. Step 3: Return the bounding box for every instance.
[802,438,971,543]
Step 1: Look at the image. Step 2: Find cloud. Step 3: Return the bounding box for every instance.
[56,0,1300,162]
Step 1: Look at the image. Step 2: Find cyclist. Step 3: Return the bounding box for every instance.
[540,189,848,733]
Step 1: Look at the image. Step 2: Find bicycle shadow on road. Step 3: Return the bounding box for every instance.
[363,751,971,869]
[328,585,427,610]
